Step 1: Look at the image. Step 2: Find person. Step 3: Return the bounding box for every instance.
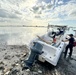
[52,33,56,46]
[63,34,75,59]
[57,28,64,35]
[52,34,56,44]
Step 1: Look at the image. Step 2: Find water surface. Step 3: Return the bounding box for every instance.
[0,27,47,45]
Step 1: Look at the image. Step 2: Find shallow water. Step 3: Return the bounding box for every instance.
[0,27,47,45]
[0,26,76,45]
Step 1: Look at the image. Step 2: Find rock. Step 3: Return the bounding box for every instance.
[12,55,14,58]
[3,68,11,74]
[22,53,27,57]
[8,69,20,75]
[0,72,3,75]
[4,55,11,60]
[25,69,30,72]
[15,63,19,66]
[22,66,29,71]
[10,48,13,49]
[0,66,4,70]
[38,70,42,74]
[5,53,7,55]
[2,49,6,51]
[12,63,19,67]
[5,71,10,75]
[33,72,38,75]
[11,64,16,67]
[0,61,4,65]
[16,54,20,57]
[20,58,24,62]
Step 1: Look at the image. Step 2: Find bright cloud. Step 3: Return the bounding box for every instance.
[0,0,76,26]
[58,1,63,4]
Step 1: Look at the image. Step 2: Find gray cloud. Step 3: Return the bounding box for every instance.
[0,9,20,19]
[6,0,24,5]
[31,3,52,15]
[0,18,12,22]
[32,6,39,13]
[0,9,8,18]
[0,19,6,22]
[33,6,39,11]
[35,15,41,18]
[70,11,76,17]
[0,0,76,25]
[14,10,22,15]
[46,3,52,9]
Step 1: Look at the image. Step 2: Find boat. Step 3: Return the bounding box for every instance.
[29,25,76,66]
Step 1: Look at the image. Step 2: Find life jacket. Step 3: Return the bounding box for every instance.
[53,38,56,43]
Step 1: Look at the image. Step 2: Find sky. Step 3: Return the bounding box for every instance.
[0,0,76,26]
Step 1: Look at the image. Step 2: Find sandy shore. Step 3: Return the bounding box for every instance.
[0,45,76,75]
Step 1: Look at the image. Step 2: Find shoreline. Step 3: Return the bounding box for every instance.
[0,45,76,75]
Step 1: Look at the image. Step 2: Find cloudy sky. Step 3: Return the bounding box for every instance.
[0,0,76,26]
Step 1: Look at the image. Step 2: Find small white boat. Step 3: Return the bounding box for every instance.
[29,25,75,66]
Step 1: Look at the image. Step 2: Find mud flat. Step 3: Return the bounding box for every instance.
[0,45,76,75]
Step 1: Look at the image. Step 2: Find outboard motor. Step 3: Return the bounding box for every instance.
[22,42,43,70]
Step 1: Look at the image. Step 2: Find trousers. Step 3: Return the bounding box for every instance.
[64,44,73,58]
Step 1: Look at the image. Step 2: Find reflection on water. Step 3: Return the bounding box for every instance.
[0,27,47,45]
[0,26,76,45]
